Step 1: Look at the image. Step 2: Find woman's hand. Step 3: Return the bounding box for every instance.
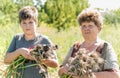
[16,48,34,60]
[58,64,69,76]
[72,75,79,78]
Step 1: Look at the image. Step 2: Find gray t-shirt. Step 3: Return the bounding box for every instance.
[62,41,119,71]
[7,33,57,78]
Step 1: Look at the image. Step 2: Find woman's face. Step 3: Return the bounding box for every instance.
[20,18,37,35]
[80,21,101,40]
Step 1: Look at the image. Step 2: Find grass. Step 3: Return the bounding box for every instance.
[0,23,120,78]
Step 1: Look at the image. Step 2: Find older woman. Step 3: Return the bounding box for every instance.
[58,9,120,78]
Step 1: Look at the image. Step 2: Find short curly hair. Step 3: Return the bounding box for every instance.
[77,9,103,28]
[19,6,38,23]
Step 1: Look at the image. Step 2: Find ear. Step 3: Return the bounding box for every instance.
[98,26,101,32]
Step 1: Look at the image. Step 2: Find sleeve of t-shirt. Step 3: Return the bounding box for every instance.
[7,35,16,53]
[104,43,119,71]
[41,35,53,45]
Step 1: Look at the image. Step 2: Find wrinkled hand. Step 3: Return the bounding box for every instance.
[72,73,95,78]
[58,64,69,76]
[16,48,34,60]
[72,76,79,78]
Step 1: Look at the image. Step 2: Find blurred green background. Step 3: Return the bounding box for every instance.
[0,0,120,78]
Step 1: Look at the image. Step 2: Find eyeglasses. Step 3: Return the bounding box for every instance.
[80,25,96,30]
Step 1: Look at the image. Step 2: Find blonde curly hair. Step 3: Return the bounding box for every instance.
[78,9,103,29]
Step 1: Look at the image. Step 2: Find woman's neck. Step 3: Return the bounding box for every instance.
[84,37,100,44]
[81,37,102,52]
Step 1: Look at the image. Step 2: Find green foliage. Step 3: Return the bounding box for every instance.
[103,8,120,28]
[0,23,21,60]
[39,0,89,31]
[14,0,34,9]
[0,0,18,25]
[0,0,36,26]
[61,74,72,78]
[0,0,89,31]
[3,56,25,78]
[112,8,120,25]
[3,56,38,78]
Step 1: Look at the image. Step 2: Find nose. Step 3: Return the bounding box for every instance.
[85,26,90,30]
[25,23,32,28]
[82,26,90,30]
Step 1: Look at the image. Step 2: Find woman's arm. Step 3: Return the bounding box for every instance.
[94,71,120,78]
[58,64,69,76]
[58,45,74,76]
[94,42,120,78]
[72,71,120,78]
